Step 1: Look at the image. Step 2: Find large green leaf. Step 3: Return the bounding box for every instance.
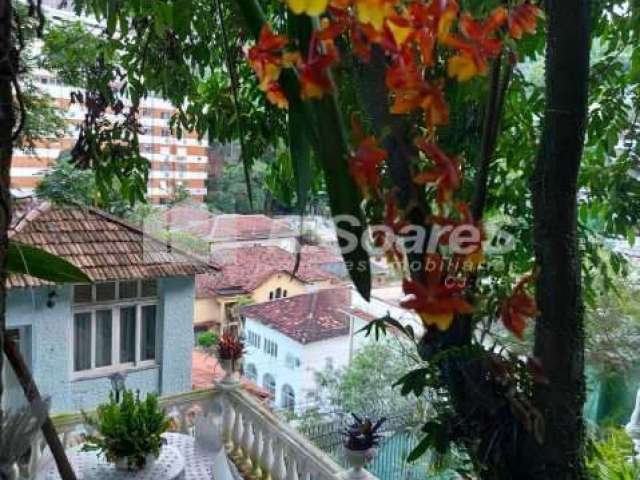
[7,241,92,284]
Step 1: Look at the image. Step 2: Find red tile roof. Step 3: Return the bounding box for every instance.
[300,245,344,265]
[8,200,213,288]
[192,350,270,401]
[154,207,296,242]
[240,288,375,344]
[196,245,339,297]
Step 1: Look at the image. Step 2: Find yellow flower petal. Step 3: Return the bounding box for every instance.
[306,0,329,16]
[420,313,455,331]
[286,0,308,15]
[447,54,478,82]
[356,0,390,31]
[388,20,412,46]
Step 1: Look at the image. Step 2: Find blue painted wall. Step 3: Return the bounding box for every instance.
[5,277,194,414]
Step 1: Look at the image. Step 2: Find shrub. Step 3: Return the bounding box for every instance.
[197,331,219,349]
[586,427,640,480]
[82,389,170,470]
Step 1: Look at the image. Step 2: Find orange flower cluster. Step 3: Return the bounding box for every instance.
[247,26,291,108]
[401,254,473,331]
[247,1,542,334]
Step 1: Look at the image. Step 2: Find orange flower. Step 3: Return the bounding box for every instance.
[248,25,289,88]
[405,0,459,67]
[299,52,336,99]
[414,140,462,205]
[385,51,449,128]
[401,254,473,331]
[265,82,289,109]
[373,196,407,266]
[349,136,388,196]
[508,3,542,40]
[500,274,538,339]
[429,202,484,265]
[355,0,397,31]
[443,8,507,81]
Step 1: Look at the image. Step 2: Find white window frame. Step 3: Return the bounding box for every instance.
[71,280,159,380]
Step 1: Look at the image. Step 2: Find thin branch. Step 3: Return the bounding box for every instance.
[213,0,253,210]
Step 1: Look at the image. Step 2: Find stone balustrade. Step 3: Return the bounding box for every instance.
[14,384,376,480]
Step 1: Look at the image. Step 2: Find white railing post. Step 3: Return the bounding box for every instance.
[250,425,264,480]
[240,411,255,473]
[626,387,640,460]
[270,440,286,480]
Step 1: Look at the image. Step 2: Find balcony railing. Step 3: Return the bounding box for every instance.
[16,383,376,480]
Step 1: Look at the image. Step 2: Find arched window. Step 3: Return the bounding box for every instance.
[275,287,282,299]
[282,384,295,412]
[263,373,276,398]
[245,363,257,382]
[269,291,274,300]
[283,289,288,298]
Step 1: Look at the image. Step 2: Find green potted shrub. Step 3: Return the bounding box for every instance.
[82,389,170,471]
[342,414,386,478]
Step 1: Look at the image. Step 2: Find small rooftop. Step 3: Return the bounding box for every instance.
[241,288,374,344]
[196,245,338,297]
[8,199,212,288]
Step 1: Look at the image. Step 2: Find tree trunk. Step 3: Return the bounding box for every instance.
[528,0,591,477]
[0,0,15,428]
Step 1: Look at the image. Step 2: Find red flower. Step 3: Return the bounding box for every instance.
[248,25,289,88]
[385,51,449,128]
[349,136,388,196]
[429,202,484,265]
[500,274,538,339]
[298,34,338,100]
[443,7,507,81]
[372,196,407,265]
[401,254,473,331]
[413,140,462,205]
[508,3,542,40]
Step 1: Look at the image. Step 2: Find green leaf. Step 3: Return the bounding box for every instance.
[393,368,430,397]
[7,241,92,284]
[407,434,432,462]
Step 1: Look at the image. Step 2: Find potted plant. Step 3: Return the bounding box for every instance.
[82,389,170,471]
[342,414,386,478]
[217,332,245,384]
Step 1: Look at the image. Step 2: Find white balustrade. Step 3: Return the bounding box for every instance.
[14,386,375,480]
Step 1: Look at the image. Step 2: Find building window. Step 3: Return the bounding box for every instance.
[245,363,257,383]
[161,128,171,137]
[160,111,172,120]
[275,287,282,299]
[142,144,154,153]
[72,280,158,376]
[269,291,274,300]
[264,339,278,358]
[247,330,261,349]
[142,108,154,118]
[263,373,276,398]
[282,384,295,412]
[285,354,300,369]
[283,289,288,298]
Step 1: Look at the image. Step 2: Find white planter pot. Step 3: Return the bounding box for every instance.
[114,453,157,472]
[344,447,375,479]
[219,357,241,384]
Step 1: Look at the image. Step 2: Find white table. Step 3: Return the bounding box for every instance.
[37,433,219,480]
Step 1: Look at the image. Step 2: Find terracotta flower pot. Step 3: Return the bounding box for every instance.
[344,447,375,479]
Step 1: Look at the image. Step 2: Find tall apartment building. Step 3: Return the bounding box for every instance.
[12,2,209,204]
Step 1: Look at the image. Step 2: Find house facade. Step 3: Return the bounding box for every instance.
[195,245,340,334]
[3,201,210,414]
[240,288,373,411]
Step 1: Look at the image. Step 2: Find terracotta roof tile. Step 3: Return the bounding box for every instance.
[241,288,372,344]
[196,245,340,297]
[7,200,215,289]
